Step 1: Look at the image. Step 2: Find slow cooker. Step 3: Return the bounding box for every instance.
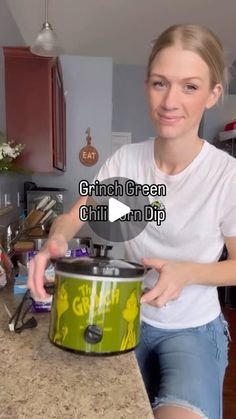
[49,257,146,355]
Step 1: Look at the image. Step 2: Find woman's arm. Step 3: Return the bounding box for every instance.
[27,196,87,298]
[187,236,236,286]
[48,195,87,241]
[141,236,236,307]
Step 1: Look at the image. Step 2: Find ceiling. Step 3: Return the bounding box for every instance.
[6,0,236,67]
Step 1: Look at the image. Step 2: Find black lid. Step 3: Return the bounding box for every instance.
[55,257,146,278]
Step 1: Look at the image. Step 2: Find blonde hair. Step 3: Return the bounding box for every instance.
[147,24,228,91]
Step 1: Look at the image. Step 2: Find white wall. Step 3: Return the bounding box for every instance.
[112,64,155,142]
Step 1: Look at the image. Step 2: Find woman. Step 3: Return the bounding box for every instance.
[28,24,236,419]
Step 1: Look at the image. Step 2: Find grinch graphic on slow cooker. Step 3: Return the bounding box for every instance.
[49,258,145,355]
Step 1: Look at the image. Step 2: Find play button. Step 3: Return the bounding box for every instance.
[79,176,152,243]
[108,198,130,222]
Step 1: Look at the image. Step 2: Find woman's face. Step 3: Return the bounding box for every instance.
[146,43,222,141]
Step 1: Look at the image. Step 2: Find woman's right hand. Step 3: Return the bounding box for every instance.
[27,235,68,299]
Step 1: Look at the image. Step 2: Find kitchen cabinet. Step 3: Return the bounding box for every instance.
[3,47,66,173]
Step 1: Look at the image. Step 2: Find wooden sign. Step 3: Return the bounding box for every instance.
[79,128,99,166]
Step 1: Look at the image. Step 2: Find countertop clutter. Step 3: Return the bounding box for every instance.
[0,287,154,419]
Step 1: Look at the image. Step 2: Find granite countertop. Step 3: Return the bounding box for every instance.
[0,287,154,419]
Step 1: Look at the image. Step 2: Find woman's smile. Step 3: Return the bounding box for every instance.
[158,113,184,125]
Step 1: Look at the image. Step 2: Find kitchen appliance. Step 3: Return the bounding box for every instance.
[49,257,146,355]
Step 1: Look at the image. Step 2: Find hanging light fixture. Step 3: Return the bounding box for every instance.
[30,0,63,57]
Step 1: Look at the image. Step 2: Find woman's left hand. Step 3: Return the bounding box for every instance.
[140,258,193,308]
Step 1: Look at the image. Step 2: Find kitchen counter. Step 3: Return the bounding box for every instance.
[0,286,154,419]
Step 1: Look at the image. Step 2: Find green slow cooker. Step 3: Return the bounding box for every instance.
[49,257,146,355]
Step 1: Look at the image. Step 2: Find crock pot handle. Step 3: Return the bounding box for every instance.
[93,244,113,258]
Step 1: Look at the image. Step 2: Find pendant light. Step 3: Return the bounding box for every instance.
[30,0,63,57]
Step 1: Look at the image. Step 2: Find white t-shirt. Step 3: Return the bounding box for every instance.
[96,139,236,328]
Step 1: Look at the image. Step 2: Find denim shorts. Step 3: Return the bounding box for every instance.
[135,314,229,419]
